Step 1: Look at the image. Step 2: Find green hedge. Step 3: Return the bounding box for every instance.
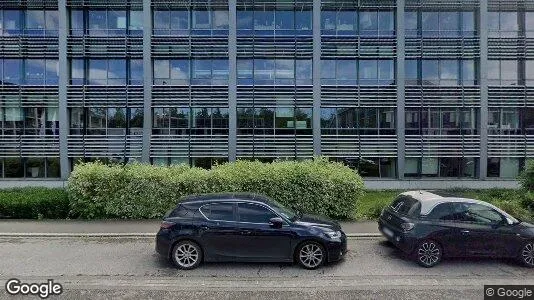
[67,157,365,220]
[0,188,69,219]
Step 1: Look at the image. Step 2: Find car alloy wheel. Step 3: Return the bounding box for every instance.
[416,240,442,268]
[298,242,325,269]
[172,241,202,270]
[521,242,534,268]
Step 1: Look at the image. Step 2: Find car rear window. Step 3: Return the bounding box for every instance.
[390,196,421,217]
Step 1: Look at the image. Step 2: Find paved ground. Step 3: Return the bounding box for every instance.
[0,236,532,299]
[0,220,379,235]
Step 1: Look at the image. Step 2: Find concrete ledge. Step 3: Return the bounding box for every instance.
[364,179,520,190]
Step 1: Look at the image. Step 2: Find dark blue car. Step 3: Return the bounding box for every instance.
[156,193,347,270]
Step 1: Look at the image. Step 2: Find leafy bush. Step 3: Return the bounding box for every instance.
[0,188,69,219]
[519,159,534,191]
[67,157,365,220]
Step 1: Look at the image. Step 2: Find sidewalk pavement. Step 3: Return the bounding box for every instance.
[0,220,380,237]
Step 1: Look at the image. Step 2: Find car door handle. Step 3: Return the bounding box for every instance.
[461,230,470,234]
[200,225,209,231]
[240,230,252,235]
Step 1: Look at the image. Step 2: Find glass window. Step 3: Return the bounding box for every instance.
[422,60,439,84]
[129,10,143,34]
[237,59,253,84]
[426,203,456,221]
[25,59,45,85]
[464,203,504,225]
[440,12,459,37]
[275,10,293,31]
[25,10,45,33]
[378,11,394,35]
[296,59,312,84]
[526,12,534,37]
[3,59,22,85]
[171,10,189,31]
[337,10,357,32]
[153,10,170,31]
[212,10,229,30]
[405,11,418,36]
[440,60,459,85]
[70,10,84,35]
[295,11,312,31]
[488,60,518,86]
[129,59,143,84]
[422,12,438,36]
[193,10,211,29]
[200,203,235,221]
[336,59,357,84]
[359,11,378,36]
[276,107,294,129]
[238,203,277,223]
[4,10,21,35]
[405,60,418,84]
[237,10,253,31]
[462,11,475,36]
[88,10,107,34]
[255,11,274,30]
[359,60,377,84]
[45,59,59,85]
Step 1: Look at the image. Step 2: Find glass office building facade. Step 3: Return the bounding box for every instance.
[0,0,532,180]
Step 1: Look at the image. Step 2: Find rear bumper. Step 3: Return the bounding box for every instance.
[155,230,172,258]
[378,219,417,254]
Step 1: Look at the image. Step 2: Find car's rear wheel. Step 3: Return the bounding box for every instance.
[297,241,325,270]
[520,241,534,268]
[171,240,202,270]
[414,240,442,268]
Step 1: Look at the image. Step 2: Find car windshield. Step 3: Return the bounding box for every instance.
[267,198,298,221]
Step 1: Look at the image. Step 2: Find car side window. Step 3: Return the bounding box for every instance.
[464,203,504,225]
[426,203,456,221]
[200,203,235,221]
[237,202,277,224]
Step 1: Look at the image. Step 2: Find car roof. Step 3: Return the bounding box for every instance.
[398,190,498,216]
[179,192,273,205]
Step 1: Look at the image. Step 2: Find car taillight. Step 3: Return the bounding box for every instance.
[160,221,176,229]
[401,222,415,232]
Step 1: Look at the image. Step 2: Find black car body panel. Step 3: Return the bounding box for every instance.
[156,193,347,265]
[378,191,534,261]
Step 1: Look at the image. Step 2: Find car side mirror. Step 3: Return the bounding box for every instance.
[269,217,284,229]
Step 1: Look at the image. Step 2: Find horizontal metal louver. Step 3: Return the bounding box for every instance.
[152,0,228,9]
[152,36,229,58]
[320,85,397,107]
[321,135,397,157]
[321,0,396,9]
[406,0,479,9]
[67,0,143,8]
[151,135,229,157]
[236,85,313,106]
[405,86,481,108]
[0,37,58,58]
[405,37,479,59]
[67,135,143,158]
[236,134,313,158]
[67,85,144,107]
[0,0,58,8]
[68,36,143,58]
[237,37,312,58]
[0,135,60,157]
[0,86,59,107]
[321,37,396,59]
[152,85,229,106]
[405,135,481,157]
[488,135,534,157]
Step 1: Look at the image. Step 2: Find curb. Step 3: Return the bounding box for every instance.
[0,233,382,238]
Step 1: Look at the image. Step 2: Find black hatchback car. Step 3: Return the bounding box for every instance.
[156,193,347,270]
[379,191,534,268]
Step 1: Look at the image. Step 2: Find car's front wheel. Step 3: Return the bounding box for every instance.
[171,240,202,270]
[296,241,325,270]
[520,241,534,268]
[414,240,442,268]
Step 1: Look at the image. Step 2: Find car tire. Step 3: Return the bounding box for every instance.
[296,241,326,270]
[414,240,442,268]
[519,241,534,268]
[171,240,203,270]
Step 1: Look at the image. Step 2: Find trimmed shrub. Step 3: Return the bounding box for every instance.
[67,157,365,220]
[519,159,534,191]
[0,188,69,219]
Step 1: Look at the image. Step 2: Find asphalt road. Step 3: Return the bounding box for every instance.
[0,237,532,299]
